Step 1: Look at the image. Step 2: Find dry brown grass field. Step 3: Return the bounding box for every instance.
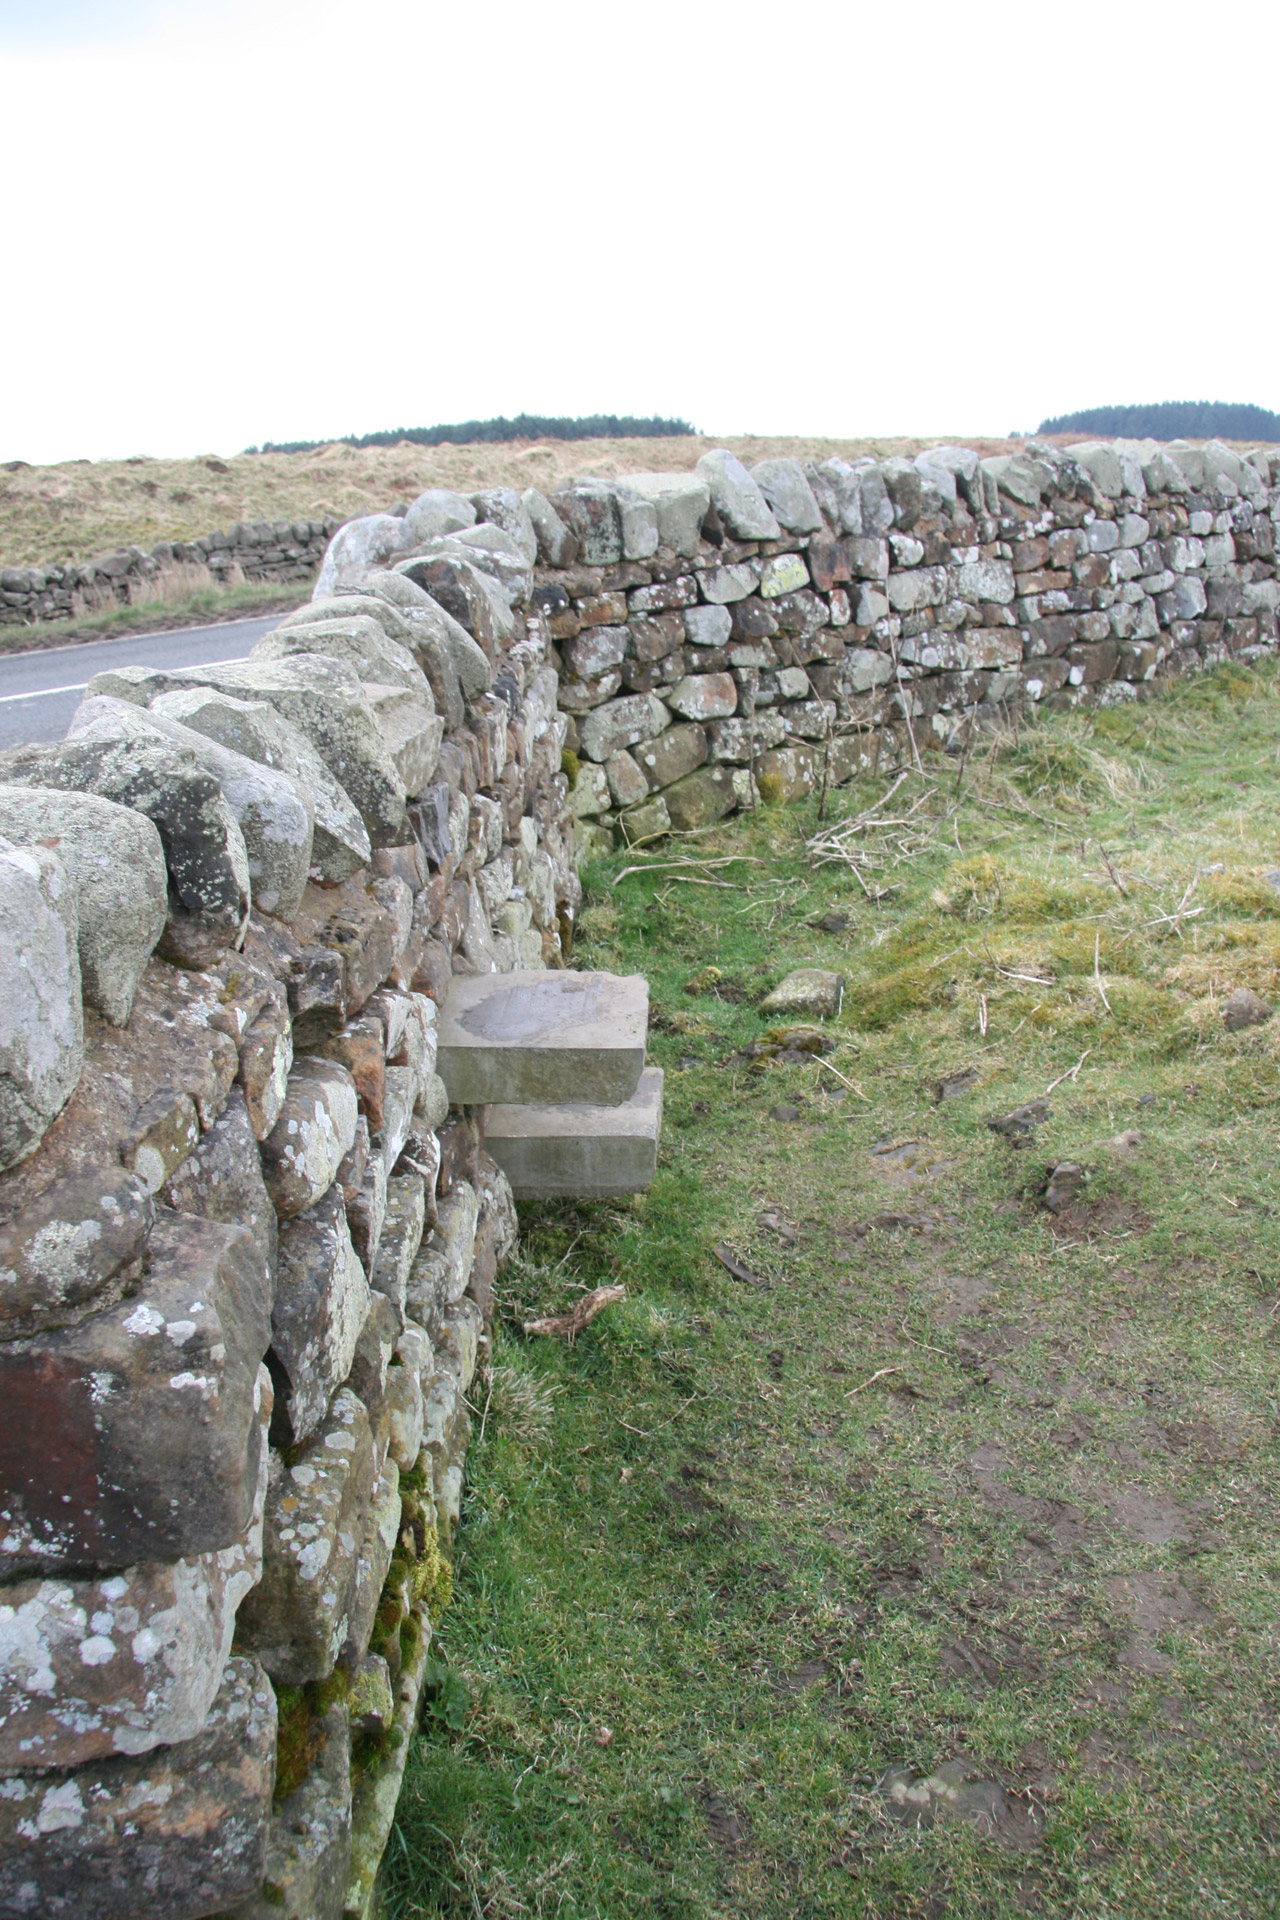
[1,435,1029,568]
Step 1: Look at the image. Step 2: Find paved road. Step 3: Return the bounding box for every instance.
[0,614,284,750]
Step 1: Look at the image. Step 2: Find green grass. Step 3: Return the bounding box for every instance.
[387,666,1280,1919]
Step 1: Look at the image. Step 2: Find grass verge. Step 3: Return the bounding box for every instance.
[0,576,305,653]
[388,664,1280,1919]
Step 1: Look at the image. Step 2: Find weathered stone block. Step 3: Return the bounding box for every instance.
[665,673,738,722]
[260,1060,360,1220]
[696,450,780,540]
[0,735,251,967]
[0,789,166,1027]
[0,1656,276,1920]
[0,1210,271,1572]
[0,1165,152,1341]
[406,1180,479,1324]
[662,764,736,830]
[369,1173,427,1323]
[272,1187,371,1445]
[162,1088,276,1283]
[634,723,708,791]
[235,1387,374,1683]
[0,1369,269,1768]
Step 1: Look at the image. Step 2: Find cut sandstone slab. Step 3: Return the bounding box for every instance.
[485,1066,664,1200]
[438,970,648,1106]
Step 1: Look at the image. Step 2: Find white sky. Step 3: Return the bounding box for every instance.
[1,0,1275,464]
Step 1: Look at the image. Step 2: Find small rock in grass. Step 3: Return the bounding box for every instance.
[988,1099,1050,1143]
[758,968,844,1019]
[935,1067,979,1102]
[1043,1160,1087,1213]
[770,1103,802,1122]
[1222,986,1273,1031]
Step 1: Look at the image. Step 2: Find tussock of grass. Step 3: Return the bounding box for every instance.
[388,662,1280,1920]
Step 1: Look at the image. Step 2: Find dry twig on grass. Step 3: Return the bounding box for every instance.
[1045,1048,1093,1095]
[522,1285,626,1340]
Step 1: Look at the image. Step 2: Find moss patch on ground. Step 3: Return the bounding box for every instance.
[387,665,1280,1919]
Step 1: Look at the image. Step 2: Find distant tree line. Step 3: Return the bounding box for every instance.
[1038,401,1280,443]
[245,414,698,456]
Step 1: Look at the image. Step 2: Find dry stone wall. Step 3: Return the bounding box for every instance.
[0,543,580,1915]
[309,437,1280,853]
[0,518,340,624]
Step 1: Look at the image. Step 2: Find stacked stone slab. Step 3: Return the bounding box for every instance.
[438,970,662,1199]
[305,441,1280,849]
[0,506,613,1918]
[0,519,343,625]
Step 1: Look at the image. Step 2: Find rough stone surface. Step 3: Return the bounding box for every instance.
[260,1060,360,1220]
[619,473,710,557]
[758,968,845,1018]
[751,458,824,533]
[272,1187,371,1445]
[0,1210,272,1572]
[150,687,371,884]
[315,514,413,595]
[68,694,314,924]
[0,789,166,1026]
[0,1655,276,1920]
[0,1373,269,1768]
[0,839,83,1173]
[0,1165,152,1340]
[235,1386,374,1684]
[695,449,781,540]
[0,730,252,966]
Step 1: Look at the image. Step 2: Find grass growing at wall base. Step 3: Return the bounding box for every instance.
[386,665,1280,1919]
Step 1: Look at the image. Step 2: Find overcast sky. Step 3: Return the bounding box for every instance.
[2,0,1275,465]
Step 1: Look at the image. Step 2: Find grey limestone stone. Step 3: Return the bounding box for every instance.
[470,488,539,566]
[0,1165,152,1340]
[260,1059,360,1221]
[0,839,82,1173]
[521,487,576,566]
[314,513,413,597]
[257,612,433,697]
[618,472,710,557]
[695,449,780,540]
[0,732,252,967]
[151,685,370,884]
[235,1386,374,1683]
[578,692,671,763]
[272,1186,370,1444]
[751,458,823,533]
[68,695,313,923]
[0,789,165,1027]
[401,489,477,546]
